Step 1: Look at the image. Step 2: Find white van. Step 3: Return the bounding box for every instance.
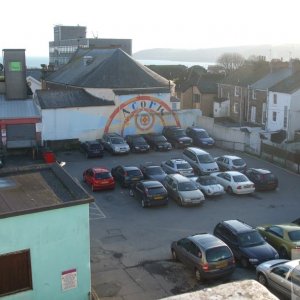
[182,147,219,175]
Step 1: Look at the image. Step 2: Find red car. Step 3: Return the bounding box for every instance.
[83,167,115,191]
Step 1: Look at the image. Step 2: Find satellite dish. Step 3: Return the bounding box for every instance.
[0,63,3,72]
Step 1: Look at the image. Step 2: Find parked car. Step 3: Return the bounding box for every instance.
[139,163,167,183]
[161,158,194,177]
[192,175,225,197]
[186,127,215,147]
[162,126,193,148]
[131,180,168,207]
[102,132,130,154]
[163,174,205,206]
[210,171,255,195]
[215,155,247,173]
[171,233,236,281]
[182,147,219,175]
[213,220,279,268]
[83,167,115,191]
[125,134,150,153]
[256,259,300,299]
[245,168,278,191]
[143,133,172,151]
[257,223,300,259]
[80,140,104,158]
[111,165,144,187]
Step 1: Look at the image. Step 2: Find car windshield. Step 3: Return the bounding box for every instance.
[146,167,164,175]
[233,175,248,182]
[198,177,217,185]
[111,138,124,144]
[178,181,198,191]
[95,172,112,179]
[206,246,232,262]
[197,154,214,163]
[232,158,245,166]
[90,144,101,150]
[147,186,165,195]
[262,173,276,180]
[238,231,265,247]
[177,163,191,169]
[288,230,300,241]
[173,129,185,137]
[127,170,142,176]
[133,137,146,143]
[196,131,209,138]
[153,135,167,142]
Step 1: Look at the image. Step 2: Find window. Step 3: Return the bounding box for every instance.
[273,94,277,104]
[272,111,277,122]
[172,102,177,110]
[284,106,288,128]
[235,86,240,96]
[262,103,266,124]
[193,94,201,103]
[267,226,284,238]
[0,250,32,296]
[233,103,239,114]
[252,90,256,100]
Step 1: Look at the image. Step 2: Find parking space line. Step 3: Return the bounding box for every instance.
[89,202,106,220]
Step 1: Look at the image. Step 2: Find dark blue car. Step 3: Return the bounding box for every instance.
[186,127,215,147]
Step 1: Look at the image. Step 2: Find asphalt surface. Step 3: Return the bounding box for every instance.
[5,146,298,299]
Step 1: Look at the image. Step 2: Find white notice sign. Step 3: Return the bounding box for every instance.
[61,268,77,291]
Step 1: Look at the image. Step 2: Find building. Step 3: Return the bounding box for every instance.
[49,25,132,68]
[0,163,93,300]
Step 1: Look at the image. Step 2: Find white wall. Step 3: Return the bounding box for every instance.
[213,100,229,117]
[288,89,300,140]
[27,76,41,94]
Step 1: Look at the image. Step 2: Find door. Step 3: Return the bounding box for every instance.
[6,124,36,148]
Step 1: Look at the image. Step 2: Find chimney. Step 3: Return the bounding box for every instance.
[3,49,27,100]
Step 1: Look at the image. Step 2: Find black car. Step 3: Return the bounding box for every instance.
[131,180,168,207]
[111,165,144,187]
[125,134,150,153]
[162,126,193,148]
[139,163,167,183]
[213,219,279,268]
[80,140,104,158]
[143,133,172,151]
[186,127,215,147]
[245,168,278,191]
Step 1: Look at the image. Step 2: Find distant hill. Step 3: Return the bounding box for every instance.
[133,44,300,62]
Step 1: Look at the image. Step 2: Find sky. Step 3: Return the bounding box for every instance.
[1,0,299,57]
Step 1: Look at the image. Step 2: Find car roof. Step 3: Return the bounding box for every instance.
[93,167,109,173]
[189,233,226,249]
[188,127,206,132]
[185,147,209,154]
[220,155,242,160]
[141,180,163,187]
[169,158,188,164]
[249,168,271,174]
[282,259,300,268]
[168,173,190,182]
[126,134,144,138]
[105,132,121,137]
[85,140,100,144]
[123,166,141,171]
[222,219,254,233]
[225,171,246,176]
[271,223,300,231]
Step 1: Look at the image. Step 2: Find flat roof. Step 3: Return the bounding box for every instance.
[0,163,93,219]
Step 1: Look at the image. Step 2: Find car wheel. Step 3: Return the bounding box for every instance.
[195,268,202,281]
[257,273,268,287]
[227,186,233,194]
[240,257,249,268]
[171,249,178,261]
[279,247,289,259]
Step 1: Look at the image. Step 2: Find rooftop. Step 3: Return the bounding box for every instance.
[0,164,93,219]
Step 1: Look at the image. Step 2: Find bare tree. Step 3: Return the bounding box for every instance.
[217,53,245,75]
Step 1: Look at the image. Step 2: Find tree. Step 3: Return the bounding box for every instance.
[217,53,245,75]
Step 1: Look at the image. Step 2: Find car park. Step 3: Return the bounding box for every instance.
[171,233,235,281]
[215,155,247,173]
[162,126,193,148]
[192,175,225,197]
[83,167,115,191]
[125,134,150,153]
[245,168,278,191]
[256,223,300,259]
[163,174,205,206]
[182,147,219,175]
[139,163,167,183]
[102,132,130,154]
[213,220,279,268]
[186,127,215,147]
[131,180,168,208]
[210,171,255,194]
[161,158,195,177]
[80,140,104,158]
[143,133,172,151]
[111,165,144,187]
[256,259,300,299]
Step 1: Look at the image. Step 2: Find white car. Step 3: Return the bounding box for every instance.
[191,175,225,196]
[210,171,255,195]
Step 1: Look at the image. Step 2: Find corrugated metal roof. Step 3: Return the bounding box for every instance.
[45,48,171,89]
[35,88,114,109]
[0,94,41,119]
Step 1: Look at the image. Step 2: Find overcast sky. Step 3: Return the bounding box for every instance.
[1,0,299,57]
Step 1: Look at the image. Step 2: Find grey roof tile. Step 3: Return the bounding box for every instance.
[269,71,300,93]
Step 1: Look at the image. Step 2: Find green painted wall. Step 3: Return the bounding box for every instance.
[0,204,91,300]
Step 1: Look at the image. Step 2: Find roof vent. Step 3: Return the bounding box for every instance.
[83,56,93,66]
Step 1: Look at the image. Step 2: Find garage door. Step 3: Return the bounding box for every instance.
[6,124,36,148]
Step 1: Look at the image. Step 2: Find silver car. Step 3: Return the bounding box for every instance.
[191,175,225,197]
[163,174,205,206]
[161,158,194,177]
[256,259,300,299]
